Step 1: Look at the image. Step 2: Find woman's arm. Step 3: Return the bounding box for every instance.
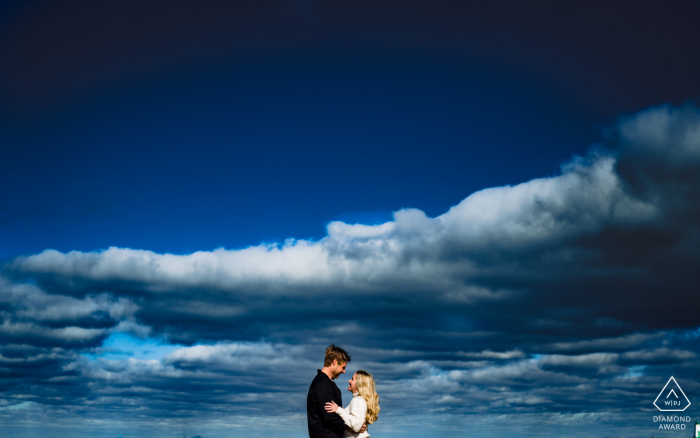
[326,397,366,433]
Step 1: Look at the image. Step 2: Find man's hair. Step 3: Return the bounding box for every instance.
[324,344,351,367]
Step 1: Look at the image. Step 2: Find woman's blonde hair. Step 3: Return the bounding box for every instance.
[355,370,380,424]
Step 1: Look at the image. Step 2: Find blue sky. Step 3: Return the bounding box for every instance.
[1,1,700,437]
[2,43,598,257]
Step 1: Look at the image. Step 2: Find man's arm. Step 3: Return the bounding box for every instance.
[308,384,339,438]
[316,382,346,431]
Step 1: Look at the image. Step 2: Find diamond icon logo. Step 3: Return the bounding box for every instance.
[654,376,691,411]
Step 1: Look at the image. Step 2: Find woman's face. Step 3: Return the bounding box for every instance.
[347,373,357,393]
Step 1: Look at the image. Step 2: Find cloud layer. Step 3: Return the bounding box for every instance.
[2,104,700,437]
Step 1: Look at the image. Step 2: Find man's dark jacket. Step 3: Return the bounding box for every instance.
[307,370,345,438]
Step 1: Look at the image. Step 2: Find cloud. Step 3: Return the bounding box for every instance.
[546,332,666,353]
[1,103,700,435]
[461,349,526,359]
[7,106,699,349]
[620,348,696,363]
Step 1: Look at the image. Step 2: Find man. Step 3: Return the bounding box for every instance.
[307,344,366,438]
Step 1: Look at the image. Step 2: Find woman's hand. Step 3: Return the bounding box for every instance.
[324,401,339,413]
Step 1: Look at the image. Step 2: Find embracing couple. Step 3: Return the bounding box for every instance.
[307,344,380,438]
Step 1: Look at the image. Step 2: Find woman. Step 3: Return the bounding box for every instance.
[325,370,380,438]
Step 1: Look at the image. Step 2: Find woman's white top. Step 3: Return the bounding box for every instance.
[336,392,370,438]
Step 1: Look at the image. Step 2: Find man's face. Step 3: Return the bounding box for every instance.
[331,360,347,379]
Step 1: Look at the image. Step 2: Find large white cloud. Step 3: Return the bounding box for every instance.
[6,151,656,296]
[3,104,700,339]
[5,106,696,351]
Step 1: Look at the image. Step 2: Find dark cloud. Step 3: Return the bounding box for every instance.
[1,104,700,436]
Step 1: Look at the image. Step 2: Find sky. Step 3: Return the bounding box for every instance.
[1,1,700,437]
